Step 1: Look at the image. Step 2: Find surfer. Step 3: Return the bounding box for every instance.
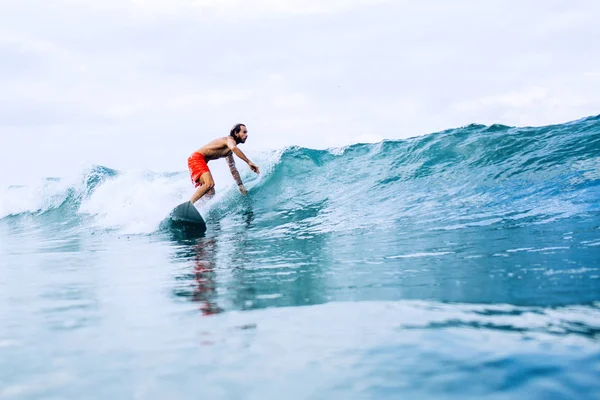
[188,123,260,204]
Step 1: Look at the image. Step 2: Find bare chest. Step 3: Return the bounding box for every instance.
[202,147,232,161]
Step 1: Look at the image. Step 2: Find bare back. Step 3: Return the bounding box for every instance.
[195,137,233,161]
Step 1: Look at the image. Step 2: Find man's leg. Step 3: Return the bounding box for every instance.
[190,172,215,204]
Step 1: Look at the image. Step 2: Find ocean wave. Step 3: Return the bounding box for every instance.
[2,114,599,236]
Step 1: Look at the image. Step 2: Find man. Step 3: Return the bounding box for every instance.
[188,123,260,204]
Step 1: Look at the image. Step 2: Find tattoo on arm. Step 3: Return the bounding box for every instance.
[227,154,243,186]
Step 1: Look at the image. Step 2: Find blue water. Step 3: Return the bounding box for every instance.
[1,115,600,399]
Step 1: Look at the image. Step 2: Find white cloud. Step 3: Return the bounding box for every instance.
[0,0,599,183]
[57,0,391,19]
[453,88,550,111]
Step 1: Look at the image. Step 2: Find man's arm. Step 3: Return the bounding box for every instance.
[227,137,260,174]
[226,154,247,195]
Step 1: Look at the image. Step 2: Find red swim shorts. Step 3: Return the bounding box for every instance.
[188,152,210,188]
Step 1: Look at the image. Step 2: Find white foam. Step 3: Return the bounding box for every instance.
[0,176,77,218]
[77,150,283,234]
[78,170,189,234]
[0,149,295,233]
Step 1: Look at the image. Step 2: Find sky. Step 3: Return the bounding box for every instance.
[1,0,599,183]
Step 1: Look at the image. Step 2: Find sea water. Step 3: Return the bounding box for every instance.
[1,116,600,399]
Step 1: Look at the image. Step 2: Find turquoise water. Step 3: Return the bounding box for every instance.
[1,116,600,398]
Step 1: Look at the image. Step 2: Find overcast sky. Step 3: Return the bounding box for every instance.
[1,0,599,182]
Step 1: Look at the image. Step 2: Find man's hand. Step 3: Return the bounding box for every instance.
[239,185,248,195]
[248,162,260,174]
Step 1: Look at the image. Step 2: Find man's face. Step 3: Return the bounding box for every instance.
[237,126,248,143]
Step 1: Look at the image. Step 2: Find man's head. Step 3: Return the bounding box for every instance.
[230,123,248,144]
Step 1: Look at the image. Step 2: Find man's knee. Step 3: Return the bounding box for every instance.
[201,178,214,190]
[200,173,214,189]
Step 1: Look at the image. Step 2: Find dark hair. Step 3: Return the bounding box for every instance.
[230,123,246,144]
[230,123,246,137]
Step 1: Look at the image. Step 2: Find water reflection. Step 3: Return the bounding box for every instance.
[190,238,221,315]
[168,220,222,316]
[168,206,255,316]
[167,200,331,315]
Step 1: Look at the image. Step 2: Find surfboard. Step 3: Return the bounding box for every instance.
[170,201,205,224]
[168,201,207,233]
